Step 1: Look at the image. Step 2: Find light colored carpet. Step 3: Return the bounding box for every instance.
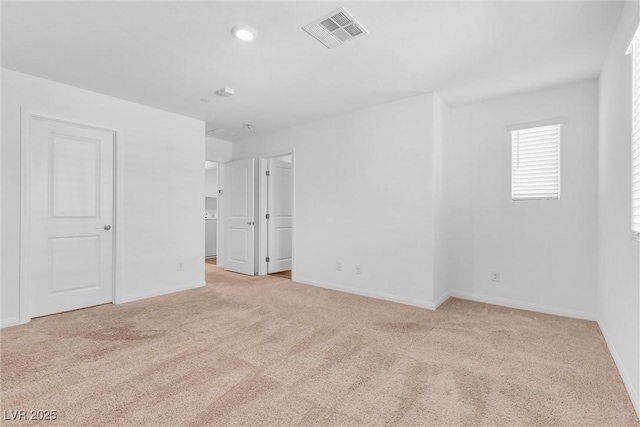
[269,270,292,280]
[1,264,637,426]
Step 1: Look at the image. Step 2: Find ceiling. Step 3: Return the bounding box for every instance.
[1,1,624,141]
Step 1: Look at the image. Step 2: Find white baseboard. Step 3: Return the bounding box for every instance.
[293,277,437,310]
[449,290,597,321]
[597,317,639,416]
[433,290,451,309]
[1,317,20,329]
[118,281,206,304]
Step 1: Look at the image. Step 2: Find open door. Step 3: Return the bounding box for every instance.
[225,158,255,275]
[267,158,293,274]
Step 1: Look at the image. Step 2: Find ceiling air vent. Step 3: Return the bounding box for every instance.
[302,7,368,49]
[206,128,236,140]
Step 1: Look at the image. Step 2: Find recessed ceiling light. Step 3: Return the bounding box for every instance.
[232,25,257,41]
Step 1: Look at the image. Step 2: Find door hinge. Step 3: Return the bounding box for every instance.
[266,213,270,219]
[266,257,270,262]
[266,170,270,176]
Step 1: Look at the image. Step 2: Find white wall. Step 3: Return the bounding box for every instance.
[233,94,439,308]
[1,69,205,327]
[445,80,600,319]
[432,93,450,304]
[205,166,218,199]
[597,0,640,414]
[205,137,232,163]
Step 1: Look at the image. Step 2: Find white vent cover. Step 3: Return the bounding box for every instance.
[303,7,368,49]
[206,128,236,139]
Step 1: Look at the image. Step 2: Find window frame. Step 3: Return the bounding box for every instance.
[627,25,640,241]
[508,120,563,202]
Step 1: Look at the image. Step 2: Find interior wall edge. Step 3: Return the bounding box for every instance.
[595,0,640,414]
[433,289,451,309]
[598,316,640,416]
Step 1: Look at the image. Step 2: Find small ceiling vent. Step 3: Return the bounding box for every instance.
[206,128,236,140]
[302,7,368,49]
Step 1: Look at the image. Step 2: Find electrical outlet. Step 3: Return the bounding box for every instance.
[491,271,500,282]
[336,262,342,272]
[178,262,184,272]
[355,265,362,275]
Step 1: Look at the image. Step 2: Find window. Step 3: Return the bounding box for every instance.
[510,123,561,201]
[628,27,640,237]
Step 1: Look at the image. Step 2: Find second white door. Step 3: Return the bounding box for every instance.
[225,158,255,275]
[267,158,293,274]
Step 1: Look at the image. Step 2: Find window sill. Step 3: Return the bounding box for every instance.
[512,198,560,202]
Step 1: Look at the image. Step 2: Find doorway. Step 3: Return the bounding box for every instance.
[259,153,294,279]
[204,160,219,266]
[21,112,116,321]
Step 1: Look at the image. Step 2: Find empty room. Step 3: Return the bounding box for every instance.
[1,1,639,426]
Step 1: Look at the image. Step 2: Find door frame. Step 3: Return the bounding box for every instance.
[19,108,120,324]
[217,162,226,268]
[204,160,220,261]
[257,148,295,277]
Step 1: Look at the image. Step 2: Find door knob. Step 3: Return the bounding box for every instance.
[96,225,111,230]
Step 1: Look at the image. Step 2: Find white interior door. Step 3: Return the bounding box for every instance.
[28,116,114,318]
[267,158,293,274]
[225,158,255,275]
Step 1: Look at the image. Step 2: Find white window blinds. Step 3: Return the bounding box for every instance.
[628,28,640,235]
[511,124,561,201]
